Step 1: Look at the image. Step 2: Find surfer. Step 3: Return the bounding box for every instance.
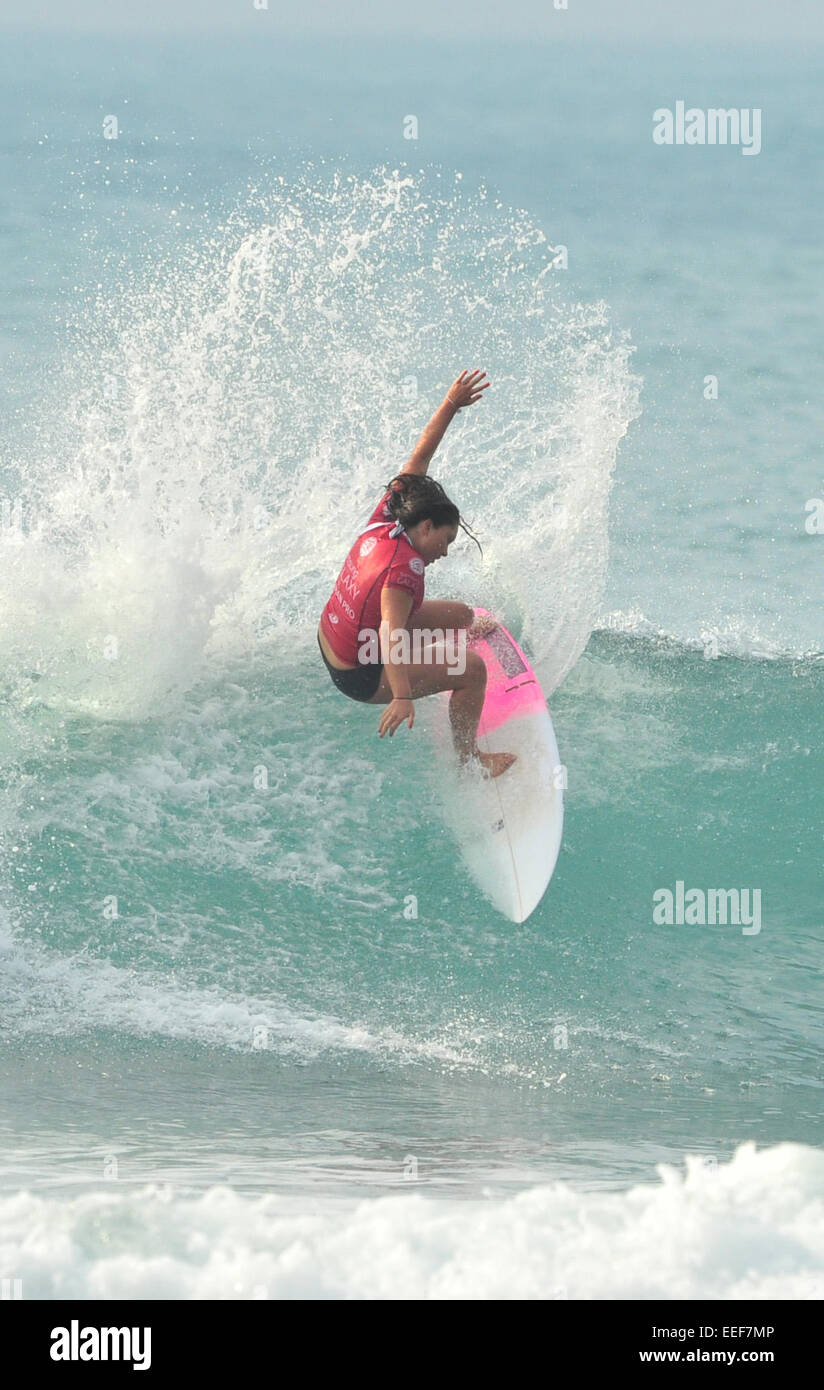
[318,370,516,778]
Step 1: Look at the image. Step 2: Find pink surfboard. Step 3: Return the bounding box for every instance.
[438,609,564,922]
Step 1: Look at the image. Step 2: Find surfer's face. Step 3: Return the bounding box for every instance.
[410,521,459,566]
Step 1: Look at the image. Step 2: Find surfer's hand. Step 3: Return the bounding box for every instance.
[446,369,490,409]
[379,698,415,737]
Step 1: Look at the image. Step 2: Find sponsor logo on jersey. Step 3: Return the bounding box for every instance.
[359,536,377,558]
[333,585,356,621]
[408,556,425,575]
[339,569,361,600]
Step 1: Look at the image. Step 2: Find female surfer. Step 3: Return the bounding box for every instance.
[317,370,516,778]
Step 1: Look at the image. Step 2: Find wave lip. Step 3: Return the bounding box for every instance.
[2,1143,822,1300]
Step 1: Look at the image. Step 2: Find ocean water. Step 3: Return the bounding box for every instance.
[0,33,822,1299]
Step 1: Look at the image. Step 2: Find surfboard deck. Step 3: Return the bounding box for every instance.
[436,609,564,923]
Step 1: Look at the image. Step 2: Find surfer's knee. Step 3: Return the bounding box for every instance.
[452,602,474,628]
[465,649,487,688]
[449,649,485,692]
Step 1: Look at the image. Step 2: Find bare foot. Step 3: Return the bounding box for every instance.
[478,750,517,779]
[467,614,499,642]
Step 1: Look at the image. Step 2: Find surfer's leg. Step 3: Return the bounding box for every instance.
[408,601,499,645]
[368,650,515,777]
[445,660,515,776]
[444,650,485,760]
[407,600,474,632]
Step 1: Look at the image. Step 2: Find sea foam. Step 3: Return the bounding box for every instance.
[2,1143,821,1300]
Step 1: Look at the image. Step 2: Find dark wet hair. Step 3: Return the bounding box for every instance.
[383,474,482,555]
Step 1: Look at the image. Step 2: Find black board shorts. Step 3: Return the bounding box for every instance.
[317,632,383,703]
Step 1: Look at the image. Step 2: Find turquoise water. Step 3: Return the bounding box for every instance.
[0,34,821,1297]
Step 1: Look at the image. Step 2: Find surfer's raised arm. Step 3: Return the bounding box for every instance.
[400,369,490,477]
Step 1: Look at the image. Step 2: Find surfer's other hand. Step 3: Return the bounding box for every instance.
[467,613,499,642]
[446,369,490,409]
[379,698,415,737]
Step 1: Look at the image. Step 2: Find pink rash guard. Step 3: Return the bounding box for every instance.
[319,492,426,666]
